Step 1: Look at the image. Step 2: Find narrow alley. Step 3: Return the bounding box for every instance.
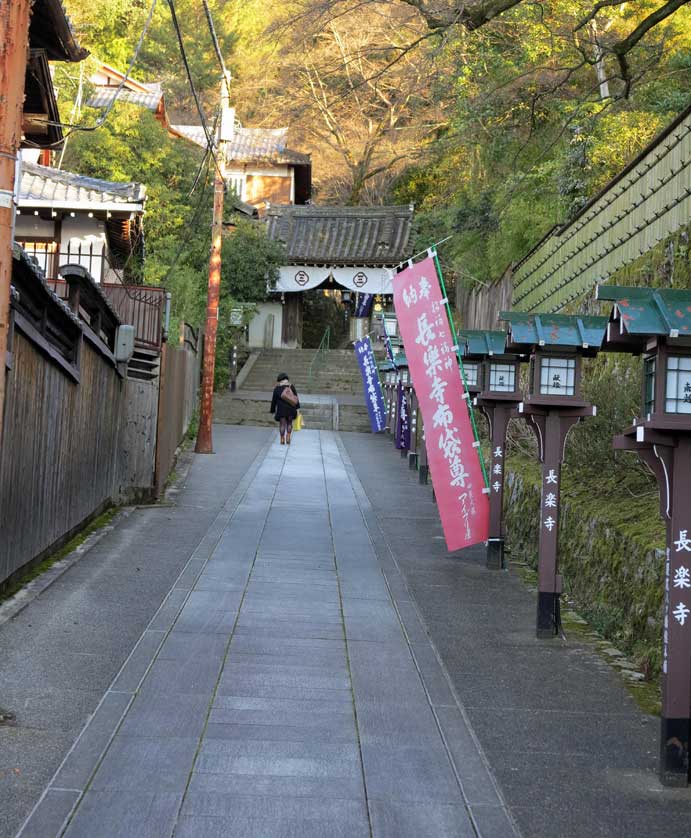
[3,427,689,838]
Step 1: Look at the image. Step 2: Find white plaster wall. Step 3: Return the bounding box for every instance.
[59,217,108,282]
[248,302,284,349]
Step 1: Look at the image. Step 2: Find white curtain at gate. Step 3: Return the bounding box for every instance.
[275,266,393,294]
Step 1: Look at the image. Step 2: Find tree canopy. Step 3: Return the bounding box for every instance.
[57,0,691,309]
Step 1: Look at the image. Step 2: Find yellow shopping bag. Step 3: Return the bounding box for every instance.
[293,413,303,432]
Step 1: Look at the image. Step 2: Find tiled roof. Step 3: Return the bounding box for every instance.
[460,330,510,357]
[597,285,691,341]
[265,205,415,266]
[18,161,146,211]
[87,89,163,112]
[30,0,89,62]
[171,125,311,165]
[500,312,608,352]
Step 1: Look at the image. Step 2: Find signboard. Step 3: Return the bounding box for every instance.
[354,337,386,433]
[393,256,489,550]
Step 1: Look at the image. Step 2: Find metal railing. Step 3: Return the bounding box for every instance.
[307,326,331,390]
[19,242,166,351]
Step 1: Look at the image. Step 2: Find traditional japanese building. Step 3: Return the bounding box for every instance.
[87,62,169,128]
[261,203,415,349]
[15,161,146,284]
[170,125,312,211]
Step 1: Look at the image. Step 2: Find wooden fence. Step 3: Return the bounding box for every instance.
[0,251,199,587]
[0,253,124,584]
[155,334,200,494]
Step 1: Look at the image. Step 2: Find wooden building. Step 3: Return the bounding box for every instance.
[15,160,146,284]
[170,124,312,212]
[262,204,415,349]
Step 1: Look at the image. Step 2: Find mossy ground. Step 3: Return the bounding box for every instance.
[0,508,119,605]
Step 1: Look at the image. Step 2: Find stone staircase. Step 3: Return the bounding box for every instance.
[213,348,375,432]
[239,348,365,395]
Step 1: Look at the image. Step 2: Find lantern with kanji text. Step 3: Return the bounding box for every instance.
[500,312,608,638]
[596,284,691,787]
[460,330,525,569]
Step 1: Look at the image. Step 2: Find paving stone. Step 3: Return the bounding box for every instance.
[53,692,133,790]
[360,743,463,803]
[173,590,243,634]
[194,739,362,779]
[118,693,211,740]
[369,799,475,838]
[88,737,199,792]
[15,790,78,838]
[186,770,366,800]
[176,795,369,837]
[61,791,182,838]
[110,631,167,693]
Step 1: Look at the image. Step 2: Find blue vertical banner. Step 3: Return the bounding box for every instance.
[395,382,411,449]
[354,337,386,433]
[354,293,374,318]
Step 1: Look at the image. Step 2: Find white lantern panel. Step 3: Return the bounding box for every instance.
[644,356,656,414]
[463,362,479,386]
[489,363,515,392]
[539,357,575,396]
[665,355,691,414]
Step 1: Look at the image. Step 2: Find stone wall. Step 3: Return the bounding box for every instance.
[504,464,666,676]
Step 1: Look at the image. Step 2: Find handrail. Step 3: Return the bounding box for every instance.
[307,326,331,390]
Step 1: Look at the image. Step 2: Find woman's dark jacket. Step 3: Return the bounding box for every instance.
[270,384,300,421]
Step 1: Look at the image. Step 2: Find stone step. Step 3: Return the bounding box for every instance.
[213,394,374,433]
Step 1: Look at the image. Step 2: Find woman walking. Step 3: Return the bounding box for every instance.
[270,372,300,445]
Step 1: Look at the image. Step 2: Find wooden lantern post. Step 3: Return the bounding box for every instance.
[500,312,608,638]
[460,330,525,570]
[597,284,691,786]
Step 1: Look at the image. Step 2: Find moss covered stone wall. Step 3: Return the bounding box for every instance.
[504,461,666,678]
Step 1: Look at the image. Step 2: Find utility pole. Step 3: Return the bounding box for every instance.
[195,72,233,454]
[0,0,32,451]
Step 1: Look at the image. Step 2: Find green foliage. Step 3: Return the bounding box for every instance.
[301,292,348,348]
[221,219,285,303]
[62,102,212,331]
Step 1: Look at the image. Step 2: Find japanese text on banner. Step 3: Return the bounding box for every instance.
[354,338,386,433]
[393,257,489,550]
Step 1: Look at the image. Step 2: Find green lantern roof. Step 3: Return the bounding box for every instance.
[458,330,508,358]
[596,285,691,340]
[499,312,608,354]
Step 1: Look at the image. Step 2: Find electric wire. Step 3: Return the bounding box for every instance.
[165,0,225,182]
[25,0,158,148]
[201,0,231,91]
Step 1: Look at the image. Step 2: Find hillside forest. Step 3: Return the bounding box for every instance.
[55,1,691,678]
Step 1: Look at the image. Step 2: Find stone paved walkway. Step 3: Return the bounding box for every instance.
[14,429,515,838]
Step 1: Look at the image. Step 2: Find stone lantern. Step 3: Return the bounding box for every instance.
[597,284,691,787]
[500,312,608,637]
[460,330,525,569]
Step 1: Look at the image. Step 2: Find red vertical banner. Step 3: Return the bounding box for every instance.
[393,257,489,550]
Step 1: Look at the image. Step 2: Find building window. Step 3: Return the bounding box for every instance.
[489,363,515,392]
[665,355,691,414]
[539,356,576,396]
[644,356,656,414]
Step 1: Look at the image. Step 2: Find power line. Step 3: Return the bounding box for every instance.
[201,0,231,92]
[25,0,159,147]
[165,0,225,182]
[161,153,215,286]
